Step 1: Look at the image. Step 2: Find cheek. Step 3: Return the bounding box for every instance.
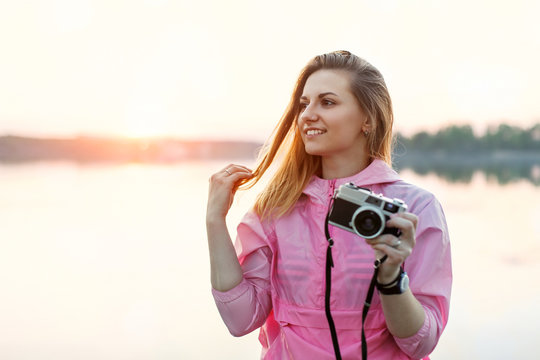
[296,115,303,128]
[294,124,305,142]
[337,111,364,134]
[330,123,364,146]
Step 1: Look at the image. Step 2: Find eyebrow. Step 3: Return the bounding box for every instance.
[300,92,339,100]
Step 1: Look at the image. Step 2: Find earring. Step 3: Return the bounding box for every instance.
[363,130,369,136]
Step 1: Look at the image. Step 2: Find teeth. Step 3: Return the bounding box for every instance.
[307,129,325,136]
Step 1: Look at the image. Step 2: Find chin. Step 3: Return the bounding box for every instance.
[303,144,326,156]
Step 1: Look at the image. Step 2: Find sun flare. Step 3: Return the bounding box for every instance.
[124,124,166,139]
[123,101,170,139]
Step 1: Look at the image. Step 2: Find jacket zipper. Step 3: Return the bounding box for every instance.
[326,179,337,238]
[328,179,337,204]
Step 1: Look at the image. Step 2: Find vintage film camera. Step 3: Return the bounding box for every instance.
[327,183,408,239]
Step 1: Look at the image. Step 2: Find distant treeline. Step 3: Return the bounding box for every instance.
[0,135,261,163]
[1,123,539,164]
[392,123,540,186]
[396,123,540,153]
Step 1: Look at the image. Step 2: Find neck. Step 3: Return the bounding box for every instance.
[321,154,370,179]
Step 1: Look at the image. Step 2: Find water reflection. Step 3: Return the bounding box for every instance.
[3,154,540,186]
[393,155,540,186]
[1,161,539,360]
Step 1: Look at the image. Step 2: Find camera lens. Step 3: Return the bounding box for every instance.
[352,209,383,238]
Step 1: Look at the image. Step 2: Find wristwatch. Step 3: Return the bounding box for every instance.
[376,267,409,295]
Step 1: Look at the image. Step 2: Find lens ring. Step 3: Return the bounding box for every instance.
[351,206,385,239]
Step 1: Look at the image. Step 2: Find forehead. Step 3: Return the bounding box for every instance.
[302,69,352,96]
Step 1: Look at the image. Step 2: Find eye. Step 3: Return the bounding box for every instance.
[322,98,336,106]
[299,101,309,111]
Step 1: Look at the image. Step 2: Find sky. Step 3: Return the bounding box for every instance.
[0,0,539,141]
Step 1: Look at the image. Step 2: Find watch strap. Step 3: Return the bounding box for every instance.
[376,267,403,287]
[376,267,407,295]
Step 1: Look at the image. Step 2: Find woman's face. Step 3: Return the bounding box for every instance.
[298,69,368,161]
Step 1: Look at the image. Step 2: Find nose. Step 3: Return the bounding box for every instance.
[299,104,319,123]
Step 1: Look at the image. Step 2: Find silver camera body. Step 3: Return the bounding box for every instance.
[327,183,408,239]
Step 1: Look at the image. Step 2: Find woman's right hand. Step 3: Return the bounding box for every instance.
[206,164,253,221]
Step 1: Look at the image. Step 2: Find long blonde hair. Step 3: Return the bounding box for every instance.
[241,50,395,219]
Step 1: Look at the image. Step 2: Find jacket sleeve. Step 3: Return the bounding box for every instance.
[394,195,452,359]
[211,211,273,337]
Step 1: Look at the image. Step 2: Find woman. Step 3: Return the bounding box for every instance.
[206,50,451,359]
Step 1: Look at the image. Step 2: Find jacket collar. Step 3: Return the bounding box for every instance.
[302,159,401,203]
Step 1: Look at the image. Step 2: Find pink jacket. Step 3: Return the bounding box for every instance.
[212,160,452,359]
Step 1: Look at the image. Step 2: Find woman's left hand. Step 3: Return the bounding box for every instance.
[365,212,418,284]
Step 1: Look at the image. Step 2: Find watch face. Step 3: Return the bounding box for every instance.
[400,273,410,293]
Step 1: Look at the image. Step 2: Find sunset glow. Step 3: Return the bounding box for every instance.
[0,1,539,140]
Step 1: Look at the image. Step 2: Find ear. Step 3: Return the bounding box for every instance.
[361,117,372,135]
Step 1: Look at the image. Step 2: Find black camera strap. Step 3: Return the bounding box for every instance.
[324,205,387,360]
[324,209,341,360]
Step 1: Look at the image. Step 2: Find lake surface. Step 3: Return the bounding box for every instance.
[1,160,539,359]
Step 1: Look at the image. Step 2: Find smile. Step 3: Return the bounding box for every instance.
[305,129,326,136]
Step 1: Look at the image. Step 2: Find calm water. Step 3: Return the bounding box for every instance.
[1,161,539,359]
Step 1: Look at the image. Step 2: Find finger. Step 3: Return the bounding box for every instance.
[212,171,252,188]
[229,170,254,183]
[228,170,255,190]
[365,234,400,248]
[368,238,403,254]
[372,242,412,257]
[371,244,407,281]
[230,164,253,172]
[392,212,418,228]
[386,216,416,242]
[213,165,252,181]
[371,245,401,270]
[220,165,235,177]
[221,164,253,174]
[371,242,411,264]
